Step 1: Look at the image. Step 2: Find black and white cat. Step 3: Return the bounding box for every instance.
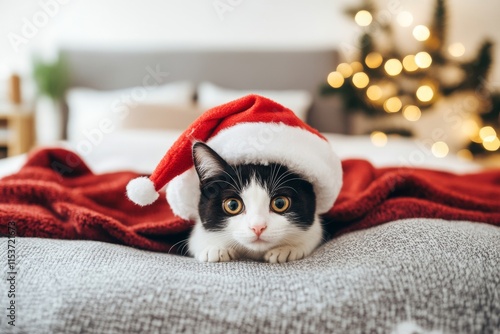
[188,142,323,263]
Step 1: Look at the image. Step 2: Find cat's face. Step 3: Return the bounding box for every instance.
[192,142,317,254]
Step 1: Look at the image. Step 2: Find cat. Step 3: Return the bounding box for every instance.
[188,142,323,263]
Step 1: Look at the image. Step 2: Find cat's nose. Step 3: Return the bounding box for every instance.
[251,225,267,237]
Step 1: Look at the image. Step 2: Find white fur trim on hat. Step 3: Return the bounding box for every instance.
[167,122,342,221]
[126,176,160,206]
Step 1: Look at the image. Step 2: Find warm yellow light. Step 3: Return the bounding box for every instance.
[415,52,432,68]
[412,25,430,41]
[396,11,413,27]
[479,126,497,142]
[365,52,383,69]
[366,85,383,101]
[352,72,370,88]
[448,42,465,57]
[337,63,353,78]
[384,97,402,113]
[483,137,500,151]
[431,141,449,158]
[403,105,421,121]
[462,119,480,138]
[471,134,483,143]
[327,71,344,88]
[402,55,418,72]
[457,149,474,161]
[416,85,434,102]
[355,10,373,26]
[350,61,364,73]
[370,131,388,147]
[384,59,403,76]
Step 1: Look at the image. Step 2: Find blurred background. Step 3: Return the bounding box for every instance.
[0,0,499,164]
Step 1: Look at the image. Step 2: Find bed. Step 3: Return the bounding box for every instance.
[0,48,499,334]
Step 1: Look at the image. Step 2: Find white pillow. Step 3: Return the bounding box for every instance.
[66,81,195,142]
[197,82,313,121]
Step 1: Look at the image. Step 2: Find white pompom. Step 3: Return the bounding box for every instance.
[126,177,159,206]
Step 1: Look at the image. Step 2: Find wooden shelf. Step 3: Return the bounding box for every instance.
[0,102,35,157]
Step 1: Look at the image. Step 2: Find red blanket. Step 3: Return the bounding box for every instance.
[0,148,499,253]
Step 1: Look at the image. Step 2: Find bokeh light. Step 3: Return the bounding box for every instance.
[370,131,388,147]
[365,52,383,69]
[448,42,465,57]
[366,85,383,101]
[352,72,370,88]
[337,63,353,78]
[431,141,449,158]
[479,126,497,142]
[461,119,480,138]
[383,97,402,113]
[327,71,344,88]
[350,61,364,73]
[483,137,500,151]
[384,58,403,76]
[415,52,432,68]
[416,85,434,102]
[402,55,418,72]
[412,25,430,41]
[457,149,474,160]
[355,10,373,26]
[402,105,421,121]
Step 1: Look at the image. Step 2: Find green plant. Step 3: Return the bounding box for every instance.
[33,57,68,100]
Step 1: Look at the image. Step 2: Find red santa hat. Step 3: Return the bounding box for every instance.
[126,94,342,220]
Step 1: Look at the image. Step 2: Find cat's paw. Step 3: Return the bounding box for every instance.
[264,246,306,264]
[196,248,237,263]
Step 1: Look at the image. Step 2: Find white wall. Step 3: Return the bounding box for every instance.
[1,0,499,93]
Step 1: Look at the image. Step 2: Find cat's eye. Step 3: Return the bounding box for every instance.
[222,198,244,215]
[271,196,290,213]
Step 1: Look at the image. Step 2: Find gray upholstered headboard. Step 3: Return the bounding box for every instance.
[60,48,345,133]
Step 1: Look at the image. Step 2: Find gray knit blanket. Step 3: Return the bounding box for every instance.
[1,218,498,334]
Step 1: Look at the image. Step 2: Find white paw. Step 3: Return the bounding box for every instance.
[264,246,306,264]
[196,248,236,262]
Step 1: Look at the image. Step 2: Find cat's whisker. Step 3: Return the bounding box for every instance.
[270,170,296,194]
[204,179,239,192]
[168,238,189,255]
[232,165,245,192]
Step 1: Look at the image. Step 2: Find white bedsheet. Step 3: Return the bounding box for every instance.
[0,130,480,178]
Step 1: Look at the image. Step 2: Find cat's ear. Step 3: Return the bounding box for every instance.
[192,142,229,182]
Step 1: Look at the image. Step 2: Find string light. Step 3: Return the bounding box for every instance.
[365,52,383,68]
[483,137,500,151]
[479,126,497,142]
[416,85,434,102]
[352,72,370,88]
[431,141,449,158]
[337,63,353,78]
[403,105,421,121]
[402,55,418,72]
[415,52,432,68]
[366,85,383,101]
[384,59,403,76]
[355,10,373,26]
[396,11,413,27]
[448,42,465,57]
[412,25,430,41]
[327,71,344,88]
[383,97,402,113]
[370,131,388,147]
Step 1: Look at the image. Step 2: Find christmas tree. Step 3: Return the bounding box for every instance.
[322,0,499,157]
